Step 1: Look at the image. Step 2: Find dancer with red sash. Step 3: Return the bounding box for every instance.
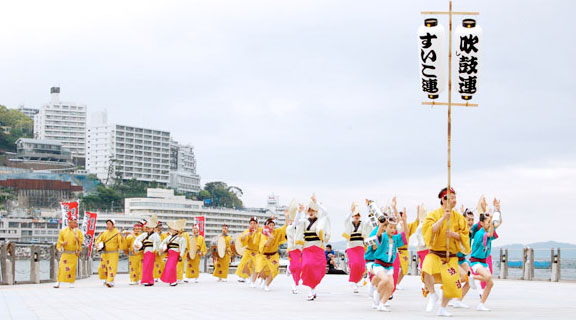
[286,202,304,294]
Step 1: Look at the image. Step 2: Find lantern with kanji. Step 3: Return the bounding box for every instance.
[418,18,446,99]
[456,18,482,100]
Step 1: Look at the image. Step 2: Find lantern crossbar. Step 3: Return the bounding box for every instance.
[421,101,479,107]
[420,11,479,15]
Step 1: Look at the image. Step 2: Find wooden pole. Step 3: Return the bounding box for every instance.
[445,0,453,261]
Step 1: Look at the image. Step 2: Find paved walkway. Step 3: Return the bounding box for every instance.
[0,274,574,319]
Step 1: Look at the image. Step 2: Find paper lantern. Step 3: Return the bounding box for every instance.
[418,18,446,99]
[456,19,482,100]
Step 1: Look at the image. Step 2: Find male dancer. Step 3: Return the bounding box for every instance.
[213,224,232,281]
[235,216,262,285]
[421,187,470,317]
[95,219,124,287]
[185,222,207,283]
[53,217,83,288]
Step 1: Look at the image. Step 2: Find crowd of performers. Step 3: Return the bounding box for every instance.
[53,188,502,316]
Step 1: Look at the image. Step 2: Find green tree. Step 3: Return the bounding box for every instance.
[202,181,243,209]
[0,105,34,152]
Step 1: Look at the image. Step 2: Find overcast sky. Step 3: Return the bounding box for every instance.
[1,0,575,245]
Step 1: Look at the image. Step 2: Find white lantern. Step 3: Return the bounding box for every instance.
[418,18,446,99]
[456,19,482,100]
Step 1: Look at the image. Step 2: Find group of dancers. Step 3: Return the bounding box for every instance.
[53,187,502,316]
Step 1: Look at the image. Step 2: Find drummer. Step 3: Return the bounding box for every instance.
[213,224,232,281]
[235,216,262,286]
[186,221,207,283]
[124,222,144,285]
[255,214,288,291]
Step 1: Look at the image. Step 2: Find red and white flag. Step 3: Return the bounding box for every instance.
[60,201,79,228]
[81,211,98,256]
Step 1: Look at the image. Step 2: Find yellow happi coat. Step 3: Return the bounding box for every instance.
[235,227,262,279]
[186,233,207,279]
[177,232,190,281]
[96,228,124,283]
[154,232,168,279]
[213,235,232,279]
[124,232,143,283]
[397,218,420,275]
[422,207,470,299]
[56,227,83,283]
[256,225,287,279]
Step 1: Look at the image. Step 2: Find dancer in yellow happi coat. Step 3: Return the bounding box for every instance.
[422,187,470,317]
[256,215,287,291]
[392,197,420,289]
[95,219,125,288]
[154,221,168,281]
[213,224,232,281]
[54,217,83,288]
[235,216,262,286]
[186,222,207,282]
[124,222,144,285]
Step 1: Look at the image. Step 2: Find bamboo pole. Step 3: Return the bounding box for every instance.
[445,0,453,261]
[422,101,478,107]
[420,11,479,15]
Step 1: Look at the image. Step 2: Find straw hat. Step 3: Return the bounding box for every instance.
[351,202,361,216]
[287,199,298,220]
[167,219,187,232]
[307,201,319,212]
[143,214,159,228]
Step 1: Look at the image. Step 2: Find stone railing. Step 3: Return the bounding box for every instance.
[0,242,93,285]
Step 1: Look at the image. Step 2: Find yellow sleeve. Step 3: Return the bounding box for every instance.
[408,219,419,238]
[78,231,84,249]
[422,209,439,249]
[341,233,350,241]
[56,230,65,251]
[200,236,207,255]
[457,214,471,254]
[95,231,104,244]
[258,234,268,253]
[277,225,287,245]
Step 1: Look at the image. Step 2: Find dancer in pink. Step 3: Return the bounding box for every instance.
[295,195,331,301]
[286,202,305,294]
[135,214,161,286]
[160,219,187,286]
[342,202,370,293]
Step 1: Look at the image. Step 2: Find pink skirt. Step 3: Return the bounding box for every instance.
[141,251,155,285]
[160,250,179,284]
[346,246,366,283]
[393,255,400,290]
[301,246,326,289]
[288,249,302,284]
[417,250,429,270]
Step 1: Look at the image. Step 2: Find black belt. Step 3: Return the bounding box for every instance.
[263,251,278,256]
[430,250,458,259]
[304,232,320,242]
[398,248,408,251]
[350,234,364,241]
[374,259,393,268]
[168,243,180,249]
[458,256,466,262]
[365,259,374,262]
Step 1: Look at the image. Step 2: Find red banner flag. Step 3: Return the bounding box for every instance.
[60,201,79,228]
[81,211,98,256]
[196,216,206,237]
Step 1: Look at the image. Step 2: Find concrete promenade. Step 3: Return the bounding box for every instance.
[1,274,574,320]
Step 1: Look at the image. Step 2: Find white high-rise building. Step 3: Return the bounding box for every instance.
[17,105,39,119]
[34,87,87,159]
[169,140,201,193]
[86,112,171,185]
